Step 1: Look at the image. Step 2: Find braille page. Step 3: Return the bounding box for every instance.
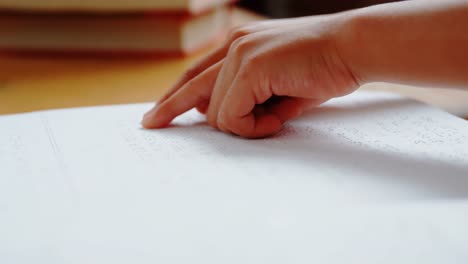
[1,91,468,264]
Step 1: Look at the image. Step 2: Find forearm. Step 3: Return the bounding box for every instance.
[337,0,468,89]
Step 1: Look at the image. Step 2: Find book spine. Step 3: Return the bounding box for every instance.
[0,0,238,17]
[0,32,227,58]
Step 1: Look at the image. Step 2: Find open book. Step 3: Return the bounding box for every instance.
[1,91,468,263]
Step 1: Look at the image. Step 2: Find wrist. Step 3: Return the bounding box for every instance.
[332,8,377,86]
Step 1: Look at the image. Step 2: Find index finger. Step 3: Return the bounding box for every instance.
[158,45,229,104]
[142,61,223,129]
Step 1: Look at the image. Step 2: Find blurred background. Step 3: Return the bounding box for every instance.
[239,0,404,17]
[2,0,468,119]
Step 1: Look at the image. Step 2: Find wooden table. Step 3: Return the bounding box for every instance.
[1,8,467,119]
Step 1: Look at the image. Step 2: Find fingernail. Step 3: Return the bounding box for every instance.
[141,106,159,127]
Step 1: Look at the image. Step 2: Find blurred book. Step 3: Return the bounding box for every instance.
[0,1,233,56]
[0,0,233,14]
[0,7,230,56]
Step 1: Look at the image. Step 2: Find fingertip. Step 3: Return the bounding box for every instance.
[229,113,282,139]
[268,98,304,123]
[141,105,158,128]
[141,106,171,129]
[196,101,209,114]
[251,114,283,138]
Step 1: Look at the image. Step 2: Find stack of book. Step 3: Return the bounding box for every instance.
[0,0,233,56]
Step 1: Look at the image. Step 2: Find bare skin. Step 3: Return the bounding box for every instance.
[142,0,468,138]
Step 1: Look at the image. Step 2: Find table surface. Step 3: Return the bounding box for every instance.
[1,8,467,119]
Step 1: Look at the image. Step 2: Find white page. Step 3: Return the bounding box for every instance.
[1,91,468,263]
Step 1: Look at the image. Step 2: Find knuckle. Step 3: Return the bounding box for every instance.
[228,25,252,41]
[235,53,265,85]
[235,67,251,84]
[242,52,265,69]
[229,36,255,56]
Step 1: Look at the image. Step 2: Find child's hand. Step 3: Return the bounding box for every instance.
[142,15,360,138]
[142,0,468,138]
